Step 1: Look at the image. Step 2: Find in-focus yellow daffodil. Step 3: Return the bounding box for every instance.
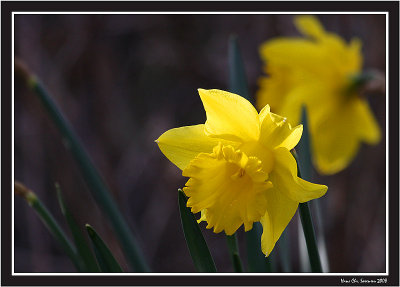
[156,89,327,256]
[257,15,381,175]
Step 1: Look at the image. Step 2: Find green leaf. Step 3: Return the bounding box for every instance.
[246,222,266,272]
[23,65,149,272]
[86,224,123,273]
[277,228,291,272]
[296,106,312,181]
[14,181,84,272]
[245,222,277,272]
[291,113,323,273]
[296,107,330,272]
[298,202,322,273]
[226,233,243,272]
[178,189,217,272]
[56,183,100,272]
[228,34,251,102]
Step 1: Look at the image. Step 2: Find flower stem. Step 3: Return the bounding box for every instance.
[291,150,322,273]
[245,222,274,272]
[278,228,291,272]
[228,34,250,102]
[292,151,323,273]
[298,202,322,273]
[226,234,243,272]
[312,199,330,272]
[292,107,324,273]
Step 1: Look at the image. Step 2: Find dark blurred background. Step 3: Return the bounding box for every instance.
[14,14,386,273]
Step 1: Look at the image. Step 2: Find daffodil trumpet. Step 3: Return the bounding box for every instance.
[156,89,327,257]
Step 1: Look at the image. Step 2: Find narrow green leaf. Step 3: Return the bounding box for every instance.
[267,248,277,272]
[245,222,271,272]
[178,189,217,272]
[228,34,253,273]
[226,233,243,272]
[56,183,100,272]
[85,224,123,273]
[297,218,311,272]
[295,107,313,272]
[18,60,149,272]
[277,227,291,272]
[291,132,323,273]
[312,199,330,272]
[296,107,330,272]
[298,202,322,273]
[228,34,251,102]
[296,106,312,181]
[14,181,84,272]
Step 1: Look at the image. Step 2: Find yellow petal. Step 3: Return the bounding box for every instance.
[197,210,207,224]
[198,89,260,142]
[258,104,271,123]
[260,210,274,257]
[260,189,298,257]
[294,15,326,39]
[354,98,381,144]
[312,98,381,174]
[259,105,303,151]
[182,144,272,235]
[347,38,363,73]
[295,16,355,73]
[257,15,370,175]
[278,83,328,126]
[259,23,359,88]
[256,68,291,112]
[270,148,327,202]
[259,39,326,77]
[156,124,239,170]
[312,118,359,175]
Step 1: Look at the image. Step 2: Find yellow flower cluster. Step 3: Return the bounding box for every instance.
[257,15,381,174]
[157,89,327,256]
[156,15,381,258]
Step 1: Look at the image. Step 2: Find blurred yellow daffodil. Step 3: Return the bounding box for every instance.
[257,15,381,175]
[156,89,327,256]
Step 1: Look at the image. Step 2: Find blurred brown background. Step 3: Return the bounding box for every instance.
[14,14,386,273]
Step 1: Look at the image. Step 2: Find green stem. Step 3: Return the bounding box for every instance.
[278,228,291,272]
[226,234,243,272]
[291,150,322,272]
[17,60,149,272]
[228,34,250,101]
[298,202,322,273]
[267,249,278,272]
[245,222,273,272]
[312,199,330,272]
[294,107,326,272]
[298,219,311,272]
[265,256,272,272]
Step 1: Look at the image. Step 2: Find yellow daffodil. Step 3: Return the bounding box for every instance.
[257,15,381,175]
[156,89,327,256]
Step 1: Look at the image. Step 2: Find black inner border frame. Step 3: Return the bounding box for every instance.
[2,1,399,286]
